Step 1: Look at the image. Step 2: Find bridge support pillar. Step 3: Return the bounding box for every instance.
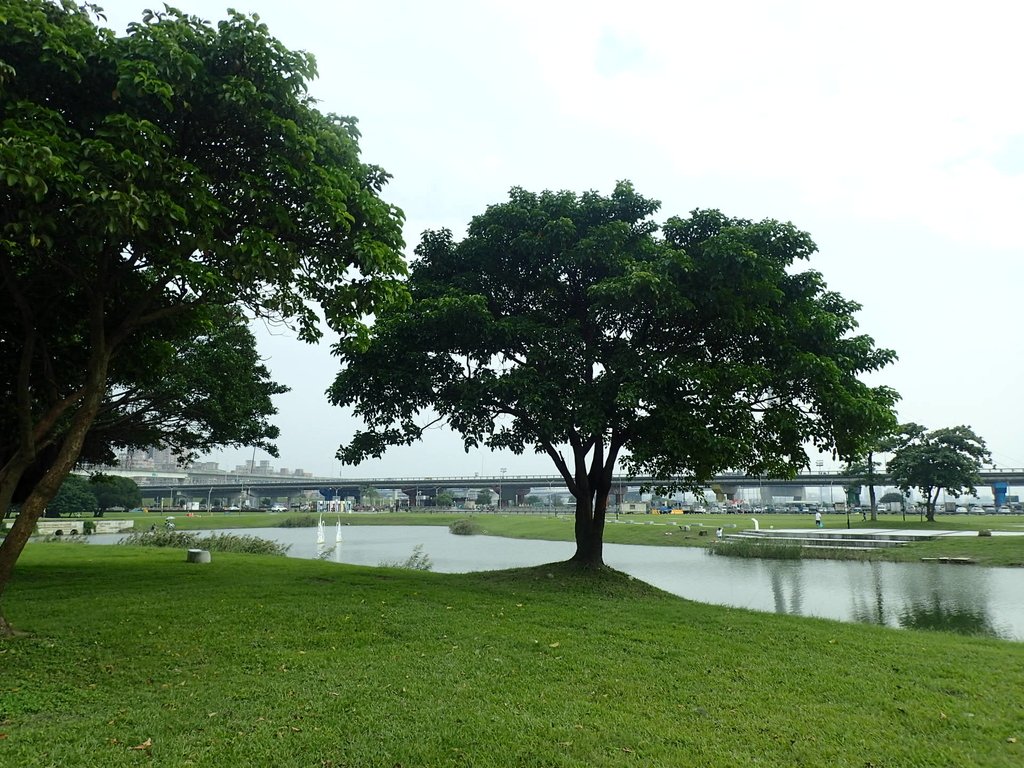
[712,484,740,502]
[992,481,1008,509]
[759,485,803,503]
[845,486,862,508]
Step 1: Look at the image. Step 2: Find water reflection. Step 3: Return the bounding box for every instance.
[559,541,1023,642]
[85,526,1024,641]
[764,560,804,615]
[894,566,1000,638]
[848,561,887,626]
[845,560,1004,638]
[898,597,999,637]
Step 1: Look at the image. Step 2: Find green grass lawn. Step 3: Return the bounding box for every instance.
[2,542,1023,767]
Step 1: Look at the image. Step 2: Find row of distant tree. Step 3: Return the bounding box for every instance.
[44,476,143,518]
[843,424,990,521]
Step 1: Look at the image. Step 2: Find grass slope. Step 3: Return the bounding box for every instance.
[2,543,1022,767]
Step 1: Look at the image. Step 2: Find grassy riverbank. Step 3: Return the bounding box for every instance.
[20,509,1024,565]
[2,542,1022,767]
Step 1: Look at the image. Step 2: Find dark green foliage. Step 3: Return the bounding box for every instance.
[710,538,804,559]
[448,518,482,535]
[887,424,991,521]
[89,474,141,512]
[842,419,902,520]
[119,529,289,555]
[201,532,291,556]
[45,475,97,516]
[332,183,899,564]
[0,0,406,619]
[278,514,321,528]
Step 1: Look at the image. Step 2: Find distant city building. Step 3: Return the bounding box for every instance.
[232,458,313,477]
[118,446,180,471]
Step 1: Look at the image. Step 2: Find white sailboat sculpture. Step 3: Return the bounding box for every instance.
[316,514,325,546]
[335,519,343,545]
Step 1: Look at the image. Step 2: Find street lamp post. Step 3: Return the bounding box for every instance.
[499,467,506,510]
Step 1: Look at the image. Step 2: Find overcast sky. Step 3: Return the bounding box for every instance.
[94,0,1024,479]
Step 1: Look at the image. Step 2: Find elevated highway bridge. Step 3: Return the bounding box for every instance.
[85,466,1024,508]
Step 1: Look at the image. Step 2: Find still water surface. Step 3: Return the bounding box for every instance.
[93,525,1024,641]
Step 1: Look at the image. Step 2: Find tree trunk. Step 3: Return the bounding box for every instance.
[571,493,606,566]
[867,451,878,522]
[570,465,611,567]
[0,359,108,635]
[550,433,618,569]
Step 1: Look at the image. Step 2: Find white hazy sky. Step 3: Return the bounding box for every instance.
[94,0,1024,479]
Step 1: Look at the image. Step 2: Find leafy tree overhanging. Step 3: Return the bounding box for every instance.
[0,1,407,632]
[331,183,899,565]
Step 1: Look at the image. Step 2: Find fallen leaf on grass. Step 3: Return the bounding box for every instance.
[131,738,152,750]
[549,642,560,648]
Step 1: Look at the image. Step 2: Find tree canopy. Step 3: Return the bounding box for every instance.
[0,1,406,631]
[840,417,901,521]
[331,183,899,565]
[886,424,990,521]
[89,474,141,513]
[45,475,97,517]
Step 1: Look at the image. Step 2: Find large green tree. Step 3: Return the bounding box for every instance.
[331,183,898,565]
[886,424,990,522]
[0,1,406,632]
[45,474,97,517]
[841,418,901,522]
[89,474,141,514]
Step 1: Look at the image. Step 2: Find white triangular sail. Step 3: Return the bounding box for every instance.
[316,514,325,545]
[335,519,343,544]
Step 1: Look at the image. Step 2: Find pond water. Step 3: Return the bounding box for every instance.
[89,525,1024,641]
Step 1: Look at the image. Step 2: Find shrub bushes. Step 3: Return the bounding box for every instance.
[449,519,482,536]
[379,544,433,571]
[710,538,804,560]
[120,530,290,556]
[278,515,320,528]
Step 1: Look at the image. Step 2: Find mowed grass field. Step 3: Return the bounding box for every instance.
[1,542,1023,767]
